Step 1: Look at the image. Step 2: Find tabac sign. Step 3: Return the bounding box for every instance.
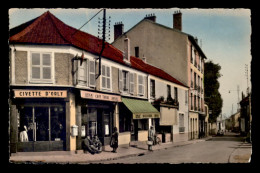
[80,90,121,102]
[14,90,67,98]
[133,113,160,119]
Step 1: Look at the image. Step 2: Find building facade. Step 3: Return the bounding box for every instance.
[148,75,189,143]
[9,11,189,153]
[112,12,207,140]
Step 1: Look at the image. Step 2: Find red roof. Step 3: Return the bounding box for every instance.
[9,11,187,88]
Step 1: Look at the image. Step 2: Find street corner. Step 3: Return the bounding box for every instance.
[232,153,251,163]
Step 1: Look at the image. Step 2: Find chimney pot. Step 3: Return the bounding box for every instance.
[144,13,156,22]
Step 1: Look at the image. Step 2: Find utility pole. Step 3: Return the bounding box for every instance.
[96,9,111,79]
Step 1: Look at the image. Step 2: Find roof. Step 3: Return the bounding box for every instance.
[113,18,207,59]
[9,11,187,88]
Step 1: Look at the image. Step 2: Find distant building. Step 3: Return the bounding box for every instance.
[240,93,251,136]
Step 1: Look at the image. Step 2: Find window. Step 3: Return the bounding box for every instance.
[191,93,193,110]
[174,87,178,101]
[138,75,144,95]
[119,70,135,94]
[135,47,139,58]
[179,113,185,132]
[77,60,88,85]
[101,65,111,90]
[167,85,171,98]
[18,106,65,142]
[194,72,197,89]
[122,71,129,92]
[185,91,188,105]
[190,69,193,87]
[194,95,197,110]
[150,79,155,98]
[30,52,52,83]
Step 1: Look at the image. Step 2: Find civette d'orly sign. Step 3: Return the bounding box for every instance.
[80,90,121,102]
[13,90,67,98]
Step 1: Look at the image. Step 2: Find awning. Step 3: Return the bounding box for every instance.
[122,97,160,119]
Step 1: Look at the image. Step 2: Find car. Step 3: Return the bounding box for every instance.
[217,130,224,136]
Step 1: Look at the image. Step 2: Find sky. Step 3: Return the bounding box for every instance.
[8,8,252,119]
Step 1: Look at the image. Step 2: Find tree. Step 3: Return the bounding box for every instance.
[204,60,223,123]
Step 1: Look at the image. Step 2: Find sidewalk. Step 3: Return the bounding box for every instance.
[229,141,252,163]
[9,137,211,164]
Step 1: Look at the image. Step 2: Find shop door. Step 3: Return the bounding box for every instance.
[131,120,138,141]
[17,106,65,152]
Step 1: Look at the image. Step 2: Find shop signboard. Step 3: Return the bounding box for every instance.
[80,90,121,102]
[133,113,160,119]
[14,89,67,98]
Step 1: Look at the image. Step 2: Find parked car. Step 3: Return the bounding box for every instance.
[217,130,224,136]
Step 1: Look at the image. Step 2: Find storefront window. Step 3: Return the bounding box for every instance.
[19,107,34,142]
[50,107,65,141]
[87,108,97,137]
[104,111,110,137]
[18,106,65,142]
[35,107,49,141]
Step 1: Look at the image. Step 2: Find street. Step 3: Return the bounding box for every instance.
[101,132,251,164]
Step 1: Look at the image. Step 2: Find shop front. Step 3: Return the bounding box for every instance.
[76,90,121,149]
[119,97,160,142]
[10,88,69,153]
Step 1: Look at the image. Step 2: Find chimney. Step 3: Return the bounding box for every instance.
[114,22,124,41]
[173,10,182,31]
[123,35,130,63]
[144,13,156,22]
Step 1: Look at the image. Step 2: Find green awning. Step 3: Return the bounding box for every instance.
[122,97,160,119]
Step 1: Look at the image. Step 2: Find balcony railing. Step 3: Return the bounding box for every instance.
[195,84,198,90]
[197,86,200,93]
[201,88,204,94]
[179,127,185,133]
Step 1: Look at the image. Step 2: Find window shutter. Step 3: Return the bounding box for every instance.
[119,69,122,92]
[125,72,129,92]
[89,60,95,87]
[102,65,106,88]
[129,73,134,94]
[106,66,111,89]
[78,60,86,83]
[138,75,144,95]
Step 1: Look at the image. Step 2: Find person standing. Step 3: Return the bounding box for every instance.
[19,125,28,142]
[148,126,155,151]
[110,127,119,153]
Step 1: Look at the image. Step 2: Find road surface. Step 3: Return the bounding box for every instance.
[101,132,251,164]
